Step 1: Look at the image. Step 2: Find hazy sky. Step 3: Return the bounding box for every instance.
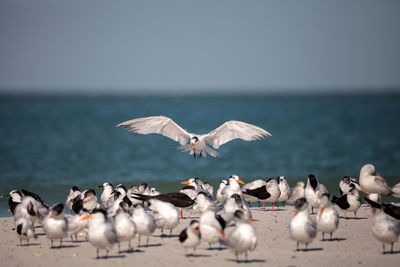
[1,0,399,94]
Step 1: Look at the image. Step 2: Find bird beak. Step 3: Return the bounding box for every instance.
[96,185,103,189]
[190,143,194,147]
[48,215,54,219]
[247,218,255,224]
[237,179,245,184]
[37,211,43,217]
[293,211,299,217]
[194,226,199,232]
[80,215,92,221]
[220,230,225,239]
[359,188,369,194]
[0,195,5,199]
[319,207,324,218]
[313,189,316,194]
[181,181,190,185]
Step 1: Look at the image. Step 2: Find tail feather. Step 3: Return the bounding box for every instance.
[204,146,223,158]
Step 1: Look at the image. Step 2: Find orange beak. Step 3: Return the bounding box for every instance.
[312,188,316,194]
[181,181,190,185]
[80,215,92,221]
[194,226,199,233]
[319,207,324,218]
[294,211,299,217]
[360,188,369,194]
[220,230,225,239]
[237,179,245,184]
[190,143,194,147]
[247,217,255,224]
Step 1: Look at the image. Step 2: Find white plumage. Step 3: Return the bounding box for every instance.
[117,116,271,158]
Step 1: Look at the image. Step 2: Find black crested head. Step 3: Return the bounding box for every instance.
[276,176,280,184]
[321,193,330,199]
[233,209,245,219]
[191,136,199,142]
[113,191,122,200]
[140,183,148,189]
[308,174,318,190]
[117,184,127,192]
[266,178,275,183]
[197,191,208,197]
[72,199,83,214]
[72,186,80,192]
[52,203,64,215]
[294,197,307,210]
[84,189,96,198]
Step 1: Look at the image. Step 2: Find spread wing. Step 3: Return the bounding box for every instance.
[204,120,271,149]
[117,116,190,145]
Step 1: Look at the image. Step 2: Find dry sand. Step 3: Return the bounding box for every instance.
[1,205,399,267]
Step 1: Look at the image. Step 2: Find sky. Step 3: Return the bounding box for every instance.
[0,0,400,94]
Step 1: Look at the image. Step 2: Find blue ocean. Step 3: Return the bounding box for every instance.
[1,93,399,216]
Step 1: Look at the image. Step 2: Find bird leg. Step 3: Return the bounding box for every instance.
[235,252,239,263]
[330,232,333,241]
[193,247,196,257]
[305,243,308,252]
[59,239,63,248]
[170,229,172,237]
[391,242,394,253]
[382,243,385,254]
[19,239,22,246]
[263,202,265,211]
[245,251,248,263]
[322,232,325,241]
[193,150,196,158]
[118,242,121,253]
[344,211,347,219]
[354,211,357,220]
[180,209,184,219]
[258,201,261,207]
[96,248,99,259]
[138,235,141,247]
[185,247,188,257]
[105,249,109,259]
[146,235,149,247]
[51,239,53,248]
[311,207,314,214]
[296,241,299,251]
[272,203,275,211]
[199,151,202,158]
[209,243,212,249]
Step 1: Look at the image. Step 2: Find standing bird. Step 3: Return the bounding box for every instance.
[81,189,98,212]
[148,199,179,237]
[287,182,305,204]
[241,179,268,207]
[97,183,113,207]
[117,116,271,158]
[224,194,252,219]
[371,207,400,254]
[114,203,136,253]
[220,175,245,203]
[0,190,22,216]
[131,204,156,247]
[359,164,391,195]
[216,180,228,204]
[179,220,201,257]
[149,188,161,196]
[331,184,362,219]
[67,198,90,242]
[316,193,339,240]
[203,182,214,197]
[15,217,36,246]
[289,198,317,251]
[199,210,226,249]
[82,209,118,259]
[66,186,81,213]
[193,192,218,214]
[365,197,400,221]
[277,176,291,205]
[43,203,68,248]
[264,178,281,211]
[225,210,257,263]
[305,174,327,214]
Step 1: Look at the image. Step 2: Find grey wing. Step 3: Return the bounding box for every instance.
[204,120,271,149]
[305,219,317,238]
[117,116,190,145]
[374,175,389,188]
[105,224,118,244]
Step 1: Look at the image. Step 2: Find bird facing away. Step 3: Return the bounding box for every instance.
[359,164,391,195]
[316,193,339,240]
[117,115,271,158]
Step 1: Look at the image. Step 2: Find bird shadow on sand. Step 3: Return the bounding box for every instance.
[120,248,145,254]
[154,234,179,238]
[139,243,162,248]
[321,238,346,242]
[18,243,41,247]
[34,232,46,236]
[295,248,323,252]
[206,247,227,251]
[185,254,211,258]
[50,244,79,249]
[96,255,126,260]
[226,258,266,263]
[339,216,368,220]
[383,250,400,255]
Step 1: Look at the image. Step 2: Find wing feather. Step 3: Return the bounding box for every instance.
[117,116,190,145]
[204,120,271,149]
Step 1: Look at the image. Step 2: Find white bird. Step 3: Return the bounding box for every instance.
[106,191,125,217]
[66,186,81,212]
[287,181,305,204]
[225,210,257,263]
[264,178,281,211]
[391,182,400,198]
[180,177,210,200]
[371,208,400,254]
[305,174,327,214]
[13,196,41,224]
[131,204,156,247]
[216,180,228,204]
[331,184,362,219]
[81,189,99,212]
[224,194,252,219]
[0,190,22,216]
[203,182,214,197]
[67,198,90,242]
[193,192,218,214]
[316,193,339,240]
[117,116,271,158]
[138,183,151,195]
[15,217,36,246]
[289,198,317,251]
[148,199,179,237]
[241,179,267,206]
[199,210,226,249]
[359,164,391,195]
[43,203,68,248]
[149,188,160,196]
[82,209,118,259]
[277,176,291,204]
[115,184,127,197]
[97,183,113,207]
[367,193,381,203]
[221,175,245,203]
[114,203,136,252]
[179,220,201,257]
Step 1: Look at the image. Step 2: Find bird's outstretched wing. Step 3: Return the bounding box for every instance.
[117,116,190,145]
[204,120,271,149]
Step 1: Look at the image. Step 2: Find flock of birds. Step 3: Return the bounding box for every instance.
[1,116,400,262]
[1,163,400,262]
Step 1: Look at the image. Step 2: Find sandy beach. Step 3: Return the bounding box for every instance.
[1,205,399,267]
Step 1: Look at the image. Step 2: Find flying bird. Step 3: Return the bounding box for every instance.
[117,116,271,158]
